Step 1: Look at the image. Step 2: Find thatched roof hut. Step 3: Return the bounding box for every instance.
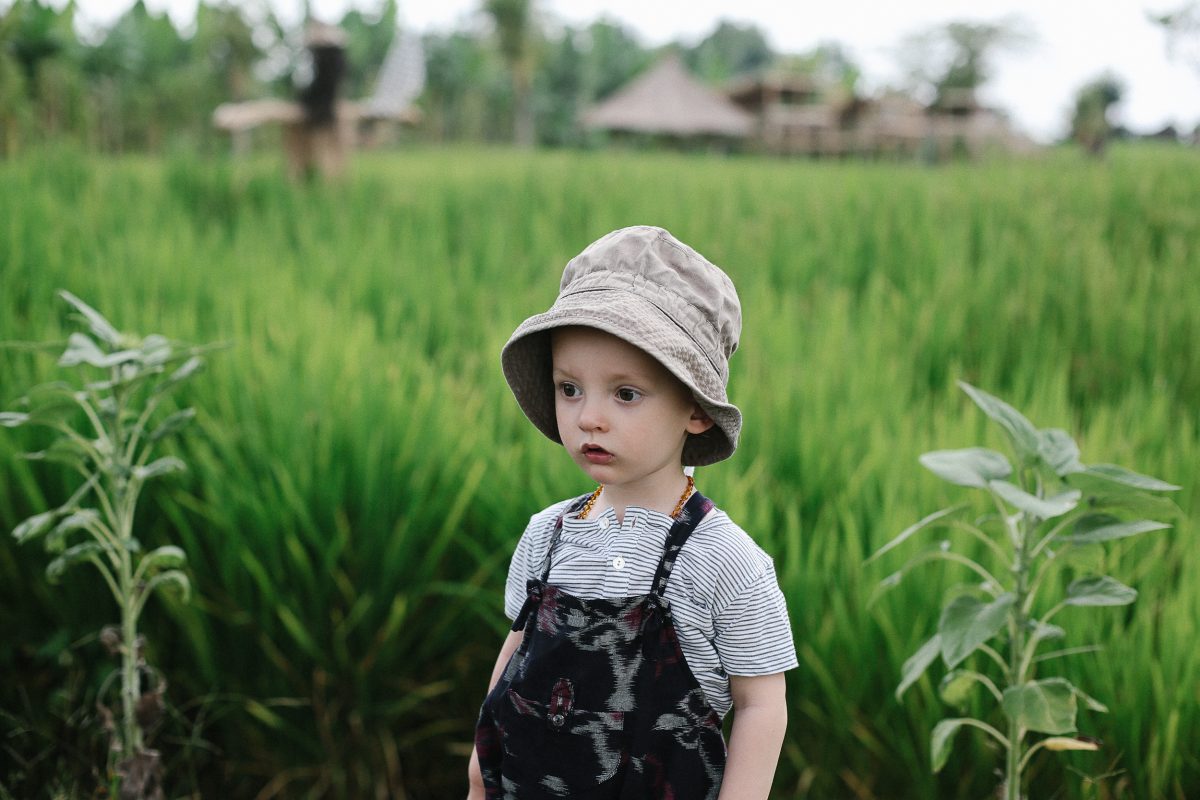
[581,54,753,139]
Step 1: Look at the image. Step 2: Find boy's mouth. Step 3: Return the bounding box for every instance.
[582,444,614,464]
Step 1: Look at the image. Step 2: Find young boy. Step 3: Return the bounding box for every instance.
[469,226,797,799]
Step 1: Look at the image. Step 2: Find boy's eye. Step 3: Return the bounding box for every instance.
[560,382,581,398]
[616,387,642,402]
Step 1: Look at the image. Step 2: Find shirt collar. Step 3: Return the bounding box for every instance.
[562,504,675,538]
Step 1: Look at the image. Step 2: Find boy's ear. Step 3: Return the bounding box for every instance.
[686,404,715,435]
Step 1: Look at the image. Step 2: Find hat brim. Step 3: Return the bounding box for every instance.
[501,288,741,466]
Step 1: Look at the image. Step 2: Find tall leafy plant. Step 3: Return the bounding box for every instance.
[1,292,221,799]
[869,382,1179,799]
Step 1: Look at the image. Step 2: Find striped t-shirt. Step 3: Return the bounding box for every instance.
[504,497,798,717]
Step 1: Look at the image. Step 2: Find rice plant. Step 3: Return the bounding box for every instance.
[0,144,1196,798]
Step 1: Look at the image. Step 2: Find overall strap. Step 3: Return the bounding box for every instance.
[512,493,594,633]
[623,491,716,796]
[648,491,713,600]
[537,493,593,582]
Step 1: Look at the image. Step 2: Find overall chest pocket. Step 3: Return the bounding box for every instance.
[500,681,628,797]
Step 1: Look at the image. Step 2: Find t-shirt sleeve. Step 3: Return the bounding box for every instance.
[504,502,569,621]
[504,525,537,621]
[712,562,798,676]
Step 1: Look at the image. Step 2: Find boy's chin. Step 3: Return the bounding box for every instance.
[569,456,611,484]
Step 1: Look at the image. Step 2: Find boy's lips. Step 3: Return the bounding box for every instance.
[582,444,614,464]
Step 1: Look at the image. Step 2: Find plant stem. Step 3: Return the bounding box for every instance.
[121,568,142,757]
[1006,501,1032,800]
[117,491,142,759]
[111,379,142,762]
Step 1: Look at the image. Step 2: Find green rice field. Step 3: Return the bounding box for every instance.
[1,144,1197,798]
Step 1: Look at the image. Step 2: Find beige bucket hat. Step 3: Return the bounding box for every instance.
[501,225,742,466]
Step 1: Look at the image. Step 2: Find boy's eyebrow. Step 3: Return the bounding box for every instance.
[551,366,654,385]
[605,372,653,385]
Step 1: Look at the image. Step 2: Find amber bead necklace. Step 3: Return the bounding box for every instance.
[578,475,695,521]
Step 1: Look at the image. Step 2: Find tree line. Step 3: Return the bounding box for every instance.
[1,0,1192,157]
[0,0,794,154]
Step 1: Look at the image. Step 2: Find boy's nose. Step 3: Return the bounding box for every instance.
[577,398,608,432]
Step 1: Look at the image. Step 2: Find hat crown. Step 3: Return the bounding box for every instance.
[560,226,741,377]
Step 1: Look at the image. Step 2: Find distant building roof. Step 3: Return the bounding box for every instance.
[581,54,754,138]
[726,71,821,105]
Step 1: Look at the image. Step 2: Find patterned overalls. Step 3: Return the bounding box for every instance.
[475,491,726,799]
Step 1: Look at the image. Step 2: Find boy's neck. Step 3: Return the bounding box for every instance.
[591,474,693,525]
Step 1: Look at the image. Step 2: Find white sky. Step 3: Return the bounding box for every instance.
[59,0,1200,141]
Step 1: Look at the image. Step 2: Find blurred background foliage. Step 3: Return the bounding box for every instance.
[0,0,806,152]
[5,0,1182,154]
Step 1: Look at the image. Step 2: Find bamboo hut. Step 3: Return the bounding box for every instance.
[580,54,753,146]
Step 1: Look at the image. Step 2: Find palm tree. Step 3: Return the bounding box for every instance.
[1070,75,1123,156]
[485,0,537,147]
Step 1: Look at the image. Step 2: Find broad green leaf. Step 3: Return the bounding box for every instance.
[1065,576,1137,607]
[22,438,90,470]
[139,334,172,367]
[134,457,187,481]
[958,382,1040,462]
[139,545,187,575]
[1063,513,1119,533]
[1002,678,1077,734]
[1076,464,1180,492]
[868,505,965,563]
[56,333,103,367]
[938,670,978,710]
[58,332,139,368]
[939,592,1016,668]
[22,380,77,404]
[47,509,103,552]
[155,356,205,393]
[1077,485,1180,519]
[1031,621,1065,641]
[1064,466,1180,520]
[149,408,197,442]
[144,569,191,603]
[1037,428,1084,475]
[2,385,78,426]
[46,542,104,583]
[13,510,64,544]
[896,633,941,700]
[1061,518,1171,544]
[989,481,1080,519]
[931,718,973,772]
[92,346,143,368]
[27,400,83,426]
[919,448,1012,488]
[60,290,122,345]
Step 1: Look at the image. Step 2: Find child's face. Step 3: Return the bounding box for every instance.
[550,327,713,495]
